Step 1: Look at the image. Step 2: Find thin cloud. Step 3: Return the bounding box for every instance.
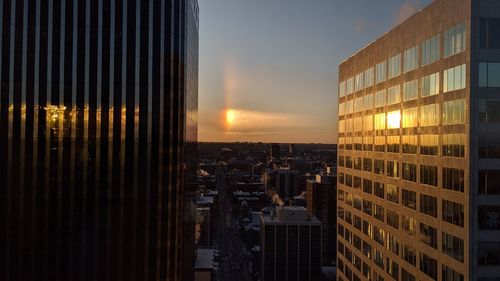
[354,19,367,33]
[224,109,306,134]
[395,0,422,25]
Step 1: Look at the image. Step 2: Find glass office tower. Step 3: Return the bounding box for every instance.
[337,0,500,280]
[0,0,199,281]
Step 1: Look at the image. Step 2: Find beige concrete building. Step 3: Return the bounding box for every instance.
[337,0,500,280]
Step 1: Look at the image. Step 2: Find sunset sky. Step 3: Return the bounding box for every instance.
[198,0,432,144]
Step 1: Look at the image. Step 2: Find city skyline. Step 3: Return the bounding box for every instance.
[198,0,431,144]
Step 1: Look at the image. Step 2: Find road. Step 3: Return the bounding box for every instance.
[216,164,253,281]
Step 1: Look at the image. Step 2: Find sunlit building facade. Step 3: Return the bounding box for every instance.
[337,0,500,280]
[0,0,199,280]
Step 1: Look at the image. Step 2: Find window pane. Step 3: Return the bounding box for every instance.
[445,21,466,57]
[402,108,418,128]
[479,170,500,194]
[422,35,440,65]
[339,81,346,97]
[375,90,386,107]
[388,53,401,79]
[355,72,364,92]
[387,85,401,104]
[376,61,387,83]
[420,135,439,156]
[479,62,488,87]
[421,72,440,97]
[402,135,418,154]
[443,134,465,157]
[444,64,466,92]
[421,103,440,126]
[365,67,374,87]
[375,113,386,131]
[443,99,466,125]
[387,111,401,129]
[364,94,373,110]
[354,97,364,112]
[488,63,500,87]
[403,79,418,101]
[404,45,419,73]
[347,77,354,95]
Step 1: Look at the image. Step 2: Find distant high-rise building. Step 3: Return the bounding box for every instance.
[260,206,322,281]
[269,143,281,159]
[265,168,300,200]
[337,0,500,280]
[0,0,199,280]
[306,173,337,266]
[288,143,296,156]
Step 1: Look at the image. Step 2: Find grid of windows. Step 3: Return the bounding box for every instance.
[337,17,470,281]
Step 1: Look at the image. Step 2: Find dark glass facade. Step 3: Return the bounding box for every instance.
[0,0,199,280]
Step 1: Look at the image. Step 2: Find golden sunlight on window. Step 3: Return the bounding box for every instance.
[387,110,401,129]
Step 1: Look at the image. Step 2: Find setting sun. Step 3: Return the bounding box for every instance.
[226,109,236,125]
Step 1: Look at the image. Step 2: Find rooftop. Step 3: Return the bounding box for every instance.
[195,248,217,270]
[260,206,321,225]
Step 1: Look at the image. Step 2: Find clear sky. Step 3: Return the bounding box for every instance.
[198,0,432,144]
